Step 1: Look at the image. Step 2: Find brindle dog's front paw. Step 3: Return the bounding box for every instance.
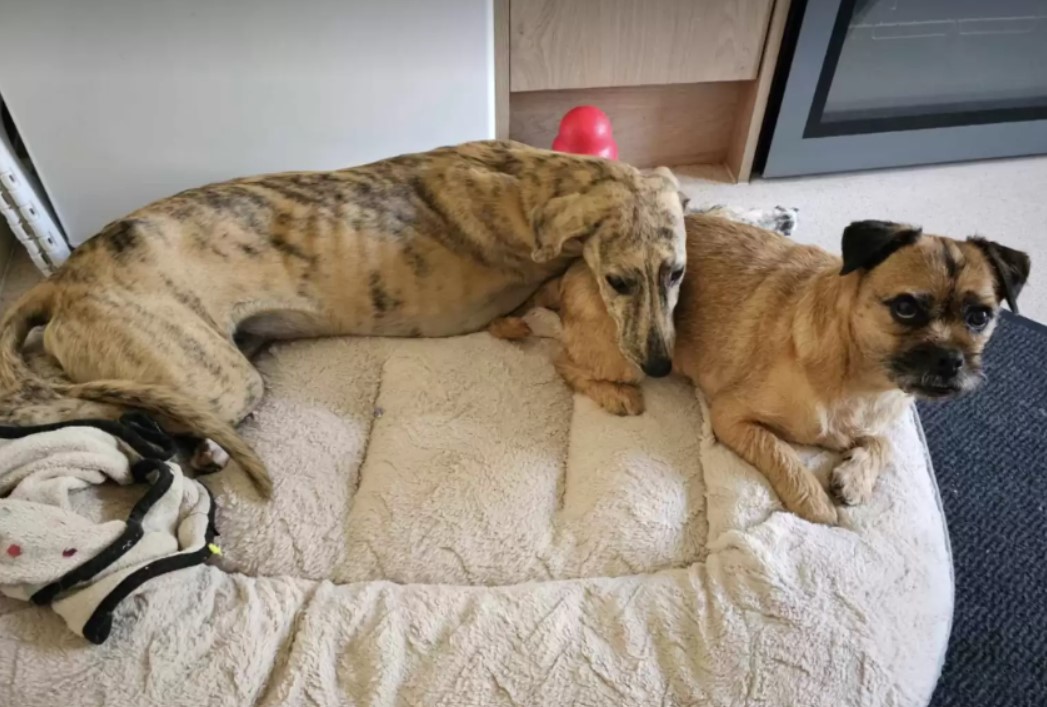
[590,382,645,416]
[830,448,877,506]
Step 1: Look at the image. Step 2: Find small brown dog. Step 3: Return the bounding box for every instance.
[493,214,1030,524]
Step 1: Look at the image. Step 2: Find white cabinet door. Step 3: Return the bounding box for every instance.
[0,0,495,245]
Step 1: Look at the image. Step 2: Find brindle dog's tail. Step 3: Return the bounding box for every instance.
[0,283,273,498]
[0,281,55,392]
[57,380,273,497]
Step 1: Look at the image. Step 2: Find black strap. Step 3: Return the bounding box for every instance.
[30,458,175,605]
[0,412,177,460]
[1,413,216,643]
[80,485,218,645]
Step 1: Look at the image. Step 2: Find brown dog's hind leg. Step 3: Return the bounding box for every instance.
[555,350,644,416]
[831,435,890,506]
[710,398,838,525]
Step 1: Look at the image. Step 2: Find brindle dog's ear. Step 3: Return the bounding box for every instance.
[531,193,603,263]
[645,166,690,210]
[647,165,680,188]
[968,236,1031,313]
[839,220,923,275]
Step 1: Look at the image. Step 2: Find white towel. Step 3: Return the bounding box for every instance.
[0,415,217,643]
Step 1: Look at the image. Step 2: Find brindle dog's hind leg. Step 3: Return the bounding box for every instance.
[190,336,269,473]
[233,331,272,361]
[178,349,262,475]
[41,297,265,476]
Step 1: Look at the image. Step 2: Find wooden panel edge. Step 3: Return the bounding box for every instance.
[725,0,793,182]
[494,0,510,139]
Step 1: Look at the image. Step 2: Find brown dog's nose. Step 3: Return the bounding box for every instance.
[936,349,964,377]
[642,357,672,378]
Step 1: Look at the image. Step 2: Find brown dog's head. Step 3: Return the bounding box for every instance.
[532,167,688,377]
[840,220,1030,398]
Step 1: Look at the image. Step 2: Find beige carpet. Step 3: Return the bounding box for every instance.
[678,155,1047,323]
[3,155,1046,321]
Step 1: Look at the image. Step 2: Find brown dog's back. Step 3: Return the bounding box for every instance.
[673,215,840,398]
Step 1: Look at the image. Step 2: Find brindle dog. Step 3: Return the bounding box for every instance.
[0,140,687,496]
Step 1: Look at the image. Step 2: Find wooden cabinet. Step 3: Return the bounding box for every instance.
[510,0,774,92]
[497,0,792,181]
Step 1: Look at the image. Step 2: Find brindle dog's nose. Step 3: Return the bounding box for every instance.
[936,349,964,378]
[642,357,672,378]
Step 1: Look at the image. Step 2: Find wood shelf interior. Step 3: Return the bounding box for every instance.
[497,0,793,182]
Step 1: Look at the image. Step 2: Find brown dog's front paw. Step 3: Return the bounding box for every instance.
[590,382,645,416]
[830,448,877,506]
[791,491,839,525]
[612,384,646,416]
[488,317,532,341]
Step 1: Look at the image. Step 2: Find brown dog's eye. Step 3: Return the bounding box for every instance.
[965,307,992,331]
[669,267,685,285]
[605,275,634,295]
[891,297,918,319]
[888,295,926,325]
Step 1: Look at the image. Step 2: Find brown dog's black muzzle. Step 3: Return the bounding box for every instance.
[894,343,965,380]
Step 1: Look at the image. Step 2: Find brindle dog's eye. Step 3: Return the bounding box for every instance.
[669,267,685,285]
[889,295,920,322]
[606,275,634,295]
[965,307,992,331]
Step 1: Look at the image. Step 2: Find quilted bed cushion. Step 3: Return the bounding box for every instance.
[0,310,952,707]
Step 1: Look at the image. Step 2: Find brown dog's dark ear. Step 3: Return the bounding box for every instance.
[968,236,1031,313]
[840,220,923,275]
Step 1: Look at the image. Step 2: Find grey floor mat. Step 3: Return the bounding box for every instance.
[919,311,1047,706]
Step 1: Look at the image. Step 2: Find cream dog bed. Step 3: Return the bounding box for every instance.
[0,309,952,706]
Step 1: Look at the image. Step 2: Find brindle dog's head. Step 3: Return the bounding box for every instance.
[531,167,687,376]
[841,220,1030,398]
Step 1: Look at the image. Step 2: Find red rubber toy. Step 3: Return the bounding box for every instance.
[551,105,618,160]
